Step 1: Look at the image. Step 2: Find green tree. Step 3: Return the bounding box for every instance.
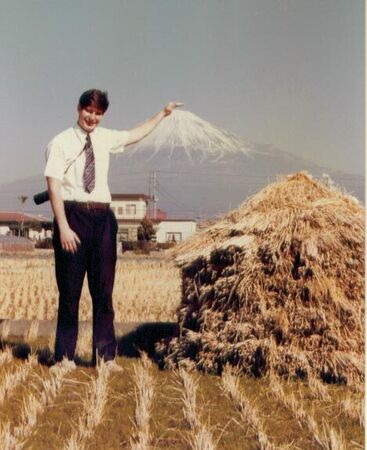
[138,218,156,241]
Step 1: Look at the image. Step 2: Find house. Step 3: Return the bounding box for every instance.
[155,219,197,244]
[0,212,52,239]
[110,193,197,244]
[110,193,150,241]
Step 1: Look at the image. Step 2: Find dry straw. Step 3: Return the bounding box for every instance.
[0,258,180,323]
[268,372,347,450]
[129,354,155,450]
[0,319,11,340]
[339,392,364,426]
[0,347,13,366]
[159,172,364,384]
[220,365,274,449]
[0,359,76,449]
[178,367,216,450]
[0,353,38,405]
[64,359,110,450]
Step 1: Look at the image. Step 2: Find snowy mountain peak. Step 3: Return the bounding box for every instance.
[129,110,253,161]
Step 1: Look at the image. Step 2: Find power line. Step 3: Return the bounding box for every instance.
[156,187,198,213]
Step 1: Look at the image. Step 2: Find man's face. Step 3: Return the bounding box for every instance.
[77,104,104,133]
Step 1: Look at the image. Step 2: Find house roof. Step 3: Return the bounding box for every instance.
[111,193,151,201]
[158,218,197,223]
[115,218,196,225]
[0,212,52,224]
[116,219,144,225]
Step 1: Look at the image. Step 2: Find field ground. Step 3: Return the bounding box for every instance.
[0,250,180,323]
[0,251,364,449]
[0,339,364,450]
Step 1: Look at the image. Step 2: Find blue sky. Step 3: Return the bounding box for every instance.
[0,0,364,182]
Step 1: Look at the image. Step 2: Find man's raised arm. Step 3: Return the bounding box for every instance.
[126,102,184,145]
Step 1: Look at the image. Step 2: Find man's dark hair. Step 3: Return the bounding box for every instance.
[78,89,109,113]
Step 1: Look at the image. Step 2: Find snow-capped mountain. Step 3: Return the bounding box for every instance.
[0,110,364,219]
[127,110,253,161]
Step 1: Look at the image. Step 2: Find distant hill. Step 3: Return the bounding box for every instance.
[0,110,363,219]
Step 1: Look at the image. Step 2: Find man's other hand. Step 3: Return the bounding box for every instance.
[60,226,81,254]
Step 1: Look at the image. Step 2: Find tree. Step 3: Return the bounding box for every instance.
[137,218,156,241]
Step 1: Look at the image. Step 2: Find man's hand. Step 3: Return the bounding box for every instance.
[46,177,81,254]
[126,102,185,145]
[163,102,184,116]
[59,225,81,254]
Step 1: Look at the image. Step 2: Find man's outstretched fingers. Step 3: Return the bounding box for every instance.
[164,101,184,116]
[73,232,81,246]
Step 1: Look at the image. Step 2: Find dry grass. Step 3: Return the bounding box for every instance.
[178,367,216,450]
[220,365,274,450]
[339,393,364,427]
[75,322,92,359]
[0,350,363,449]
[64,359,110,450]
[129,353,155,450]
[268,371,347,450]
[307,373,332,401]
[0,347,13,366]
[26,320,39,343]
[0,254,180,323]
[0,358,75,449]
[0,320,11,340]
[0,353,37,405]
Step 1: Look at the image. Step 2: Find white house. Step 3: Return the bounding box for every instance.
[155,219,197,244]
[110,193,150,241]
[110,193,197,244]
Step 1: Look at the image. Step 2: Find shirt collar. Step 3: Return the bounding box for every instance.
[74,122,89,137]
[74,122,99,139]
[73,123,93,147]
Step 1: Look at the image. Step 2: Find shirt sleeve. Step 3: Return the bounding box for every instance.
[108,129,131,154]
[44,139,65,180]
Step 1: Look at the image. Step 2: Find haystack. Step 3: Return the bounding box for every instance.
[158,172,365,384]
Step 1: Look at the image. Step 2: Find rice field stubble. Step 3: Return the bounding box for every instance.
[0,251,364,449]
[0,251,180,322]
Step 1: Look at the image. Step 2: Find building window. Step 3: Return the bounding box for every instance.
[166,232,182,243]
[126,204,136,215]
[117,207,123,216]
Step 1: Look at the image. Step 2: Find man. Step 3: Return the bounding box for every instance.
[45,89,183,370]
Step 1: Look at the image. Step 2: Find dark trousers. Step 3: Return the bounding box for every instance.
[53,202,118,364]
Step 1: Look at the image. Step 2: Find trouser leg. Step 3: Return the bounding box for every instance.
[53,207,88,362]
[87,209,118,364]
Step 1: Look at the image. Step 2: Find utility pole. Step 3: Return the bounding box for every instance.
[152,171,158,220]
[148,172,152,218]
[148,171,159,219]
[17,195,28,237]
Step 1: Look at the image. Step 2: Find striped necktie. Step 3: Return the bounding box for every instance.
[83,134,95,193]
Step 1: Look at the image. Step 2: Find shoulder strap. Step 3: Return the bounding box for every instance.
[64,129,88,175]
[64,146,86,175]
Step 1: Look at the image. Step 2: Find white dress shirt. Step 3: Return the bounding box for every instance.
[44,124,130,203]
